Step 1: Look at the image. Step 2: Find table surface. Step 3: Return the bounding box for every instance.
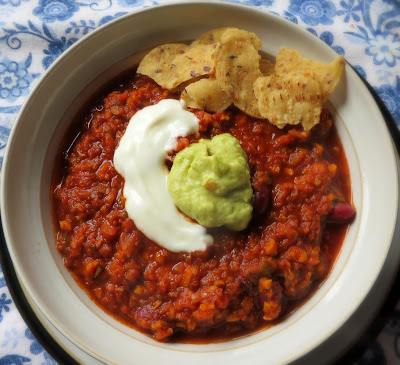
[0,0,400,363]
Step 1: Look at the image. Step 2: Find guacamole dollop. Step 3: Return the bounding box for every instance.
[167,133,253,231]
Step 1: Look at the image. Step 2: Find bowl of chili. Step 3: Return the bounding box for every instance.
[1,2,400,364]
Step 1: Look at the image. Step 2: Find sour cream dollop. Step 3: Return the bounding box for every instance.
[114,99,213,252]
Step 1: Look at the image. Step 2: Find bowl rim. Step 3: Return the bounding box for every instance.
[1,1,400,364]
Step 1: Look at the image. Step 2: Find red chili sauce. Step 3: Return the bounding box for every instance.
[52,74,353,342]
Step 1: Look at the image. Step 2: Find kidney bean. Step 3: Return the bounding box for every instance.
[327,202,356,223]
[135,305,153,322]
[254,183,271,215]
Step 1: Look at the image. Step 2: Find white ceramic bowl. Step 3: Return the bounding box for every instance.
[2,2,400,364]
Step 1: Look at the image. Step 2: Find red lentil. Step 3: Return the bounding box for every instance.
[52,75,353,342]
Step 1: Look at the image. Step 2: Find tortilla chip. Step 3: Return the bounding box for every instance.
[275,48,344,102]
[182,78,232,112]
[177,43,215,76]
[137,43,216,90]
[254,73,322,130]
[137,29,344,130]
[169,75,206,93]
[260,59,275,76]
[137,44,188,89]
[215,28,262,118]
[191,27,231,47]
[192,27,261,49]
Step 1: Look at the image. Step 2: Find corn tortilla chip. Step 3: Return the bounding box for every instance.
[254,73,322,130]
[275,48,344,102]
[259,59,275,76]
[215,28,262,118]
[137,43,216,90]
[137,29,344,130]
[191,27,231,47]
[181,78,232,112]
[169,75,206,93]
[192,27,261,49]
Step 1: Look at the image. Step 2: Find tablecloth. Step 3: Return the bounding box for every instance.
[0,0,399,363]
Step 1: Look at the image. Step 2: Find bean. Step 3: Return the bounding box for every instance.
[327,202,356,223]
[254,184,271,215]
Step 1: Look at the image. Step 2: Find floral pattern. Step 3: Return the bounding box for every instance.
[0,294,12,323]
[117,0,145,7]
[307,28,345,54]
[223,0,274,7]
[0,125,10,165]
[42,36,77,68]
[375,76,400,123]
[0,0,399,364]
[0,54,38,102]
[33,0,80,23]
[24,329,44,356]
[337,0,361,23]
[25,329,58,364]
[0,0,28,6]
[2,329,25,349]
[0,355,30,365]
[366,33,400,67]
[289,0,337,26]
[344,0,400,68]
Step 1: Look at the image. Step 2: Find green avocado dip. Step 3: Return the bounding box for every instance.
[167,133,253,231]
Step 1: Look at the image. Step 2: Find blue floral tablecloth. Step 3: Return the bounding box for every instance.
[0,0,399,364]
